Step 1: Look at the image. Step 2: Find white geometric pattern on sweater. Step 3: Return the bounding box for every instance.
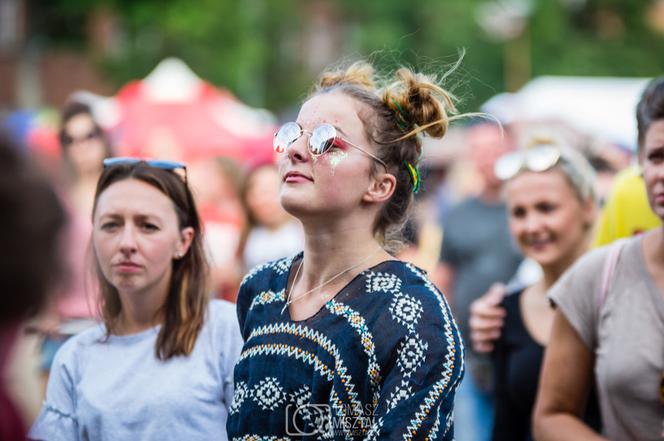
[242,255,294,285]
[244,322,363,415]
[249,289,286,310]
[365,271,402,294]
[229,381,248,415]
[389,293,423,333]
[232,436,290,441]
[326,300,382,408]
[396,335,427,376]
[403,263,463,440]
[386,334,428,411]
[288,385,316,433]
[251,377,286,411]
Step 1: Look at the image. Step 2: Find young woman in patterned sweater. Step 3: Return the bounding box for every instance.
[226,61,465,440]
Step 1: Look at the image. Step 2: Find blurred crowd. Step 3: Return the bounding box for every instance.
[1,70,663,440]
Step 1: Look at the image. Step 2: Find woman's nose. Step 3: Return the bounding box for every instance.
[118,226,138,254]
[286,134,309,163]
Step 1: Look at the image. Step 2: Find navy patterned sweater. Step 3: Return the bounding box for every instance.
[226,254,464,440]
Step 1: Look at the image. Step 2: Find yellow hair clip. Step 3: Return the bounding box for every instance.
[404,161,420,193]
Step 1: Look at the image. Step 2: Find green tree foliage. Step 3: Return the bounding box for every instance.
[38,0,664,114]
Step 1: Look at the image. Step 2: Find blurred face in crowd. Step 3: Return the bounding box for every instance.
[277,92,380,220]
[93,178,193,297]
[246,165,291,229]
[505,169,593,271]
[468,124,512,190]
[641,119,664,221]
[63,113,106,176]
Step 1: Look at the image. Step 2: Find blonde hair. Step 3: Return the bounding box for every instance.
[312,60,459,252]
[522,135,597,204]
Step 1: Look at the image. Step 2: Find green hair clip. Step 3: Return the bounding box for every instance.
[391,99,410,132]
[404,161,421,194]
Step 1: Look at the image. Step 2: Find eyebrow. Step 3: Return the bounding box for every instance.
[98,213,162,223]
[333,125,349,137]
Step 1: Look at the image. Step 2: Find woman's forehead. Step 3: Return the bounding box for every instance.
[95,179,175,217]
[297,93,364,129]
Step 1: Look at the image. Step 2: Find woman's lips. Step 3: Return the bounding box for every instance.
[284,172,313,183]
[114,262,142,273]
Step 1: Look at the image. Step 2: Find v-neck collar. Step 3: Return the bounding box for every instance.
[279,252,399,323]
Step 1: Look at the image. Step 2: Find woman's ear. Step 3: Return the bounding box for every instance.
[582,196,596,230]
[175,227,195,259]
[363,172,396,204]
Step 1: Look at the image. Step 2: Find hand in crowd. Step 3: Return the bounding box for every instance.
[469,282,507,353]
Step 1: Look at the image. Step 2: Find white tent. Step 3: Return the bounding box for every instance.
[481,76,651,150]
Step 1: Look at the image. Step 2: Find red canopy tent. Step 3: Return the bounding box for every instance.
[113,58,276,165]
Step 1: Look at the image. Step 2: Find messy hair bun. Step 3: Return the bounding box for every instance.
[383,68,456,139]
[311,60,459,253]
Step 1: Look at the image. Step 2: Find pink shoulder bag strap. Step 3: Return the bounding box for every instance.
[597,239,627,315]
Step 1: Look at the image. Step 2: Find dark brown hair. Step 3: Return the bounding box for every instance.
[59,101,113,164]
[637,76,664,150]
[312,61,457,252]
[92,162,209,360]
[0,132,66,324]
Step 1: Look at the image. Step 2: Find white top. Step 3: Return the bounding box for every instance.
[29,299,243,441]
[242,221,303,270]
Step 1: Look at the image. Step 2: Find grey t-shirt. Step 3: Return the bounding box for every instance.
[549,238,664,441]
[29,299,243,441]
[440,197,523,342]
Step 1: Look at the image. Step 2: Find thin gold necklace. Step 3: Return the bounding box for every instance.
[281,248,382,315]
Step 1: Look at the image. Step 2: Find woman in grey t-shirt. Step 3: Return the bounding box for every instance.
[29,159,242,441]
[533,77,664,440]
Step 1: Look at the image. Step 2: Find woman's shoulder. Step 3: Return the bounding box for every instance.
[369,260,456,324]
[51,324,106,369]
[240,253,300,289]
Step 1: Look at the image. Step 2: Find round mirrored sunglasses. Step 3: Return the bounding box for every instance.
[273,122,387,168]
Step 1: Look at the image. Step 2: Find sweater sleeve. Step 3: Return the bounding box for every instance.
[365,285,465,440]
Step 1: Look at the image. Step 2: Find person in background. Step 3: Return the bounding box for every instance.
[0,133,66,441]
[34,101,113,392]
[227,60,464,439]
[29,159,242,441]
[593,165,660,246]
[189,156,247,302]
[470,160,661,355]
[533,76,664,441]
[489,141,601,440]
[439,122,523,441]
[240,163,303,270]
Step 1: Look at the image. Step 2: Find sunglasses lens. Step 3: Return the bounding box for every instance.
[526,147,561,172]
[273,122,302,153]
[494,151,524,180]
[310,124,336,156]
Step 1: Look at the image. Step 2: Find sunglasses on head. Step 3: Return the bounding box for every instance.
[494,145,562,181]
[273,122,387,168]
[103,157,188,183]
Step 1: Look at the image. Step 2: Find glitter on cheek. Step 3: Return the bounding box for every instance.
[327,150,348,175]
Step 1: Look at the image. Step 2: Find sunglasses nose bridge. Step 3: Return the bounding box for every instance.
[283,129,312,161]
